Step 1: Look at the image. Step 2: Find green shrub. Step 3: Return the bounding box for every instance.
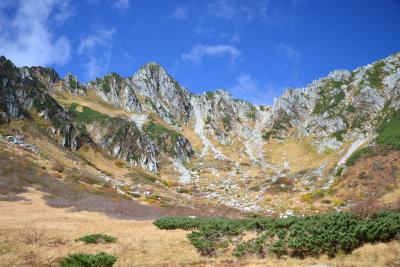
[144,122,180,142]
[69,79,78,89]
[222,117,232,131]
[262,131,272,141]
[246,107,257,121]
[376,110,400,149]
[336,166,344,176]
[346,146,375,166]
[77,234,117,244]
[205,92,214,100]
[60,252,117,267]
[331,129,346,142]
[154,211,400,259]
[177,188,191,194]
[367,61,386,89]
[313,79,346,115]
[69,103,109,123]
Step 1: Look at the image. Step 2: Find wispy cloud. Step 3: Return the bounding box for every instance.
[182,44,241,64]
[114,0,130,10]
[0,0,72,67]
[208,0,236,19]
[207,0,268,22]
[172,6,188,19]
[230,73,281,105]
[78,29,115,80]
[276,43,300,61]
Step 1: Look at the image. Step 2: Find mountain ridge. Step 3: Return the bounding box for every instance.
[0,52,399,214]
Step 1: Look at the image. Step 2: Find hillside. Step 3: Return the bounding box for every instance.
[0,52,400,266]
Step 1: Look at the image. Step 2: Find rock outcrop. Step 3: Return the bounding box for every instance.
[0,56,81,150]
[0,51,399,186]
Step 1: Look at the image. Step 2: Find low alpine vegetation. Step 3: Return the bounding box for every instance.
[60,252,117,267]
[376,109,400,149]
[345,146,375,166]
[76,233,117,244]
[69,103,110,123]
[345,109,400,165]
[144,122,180,142]
[154,212,400,258]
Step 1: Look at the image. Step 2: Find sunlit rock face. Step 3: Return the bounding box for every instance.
[0,52,399,192]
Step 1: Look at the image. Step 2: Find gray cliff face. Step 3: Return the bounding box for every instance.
[130,63,192,125]
[86,119,159,172]
[84,63,192,127]
[0,56,81,150]
[87,73,142,113]
[1,52,399,177]
[63,73,87,96]
[0,56,194,173]
[190,90,257,145]
[270,53,400,152]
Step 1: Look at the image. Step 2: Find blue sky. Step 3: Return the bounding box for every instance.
[0,0,399,105]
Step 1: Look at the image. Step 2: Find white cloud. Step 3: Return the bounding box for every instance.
[208,0,236,19]
[231,73,278,105]
[78,29,115,80]
[277,43,300,61]
[182,44,241,64]
[114,0,130,10]
[0,0,72,67]
[207,0,269,22]
[172,6,188,19]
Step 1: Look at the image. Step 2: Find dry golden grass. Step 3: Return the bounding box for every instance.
[180,124,203,153]
[0,190,399,267]
[75,144,132,181]
[263,137,341,174]
[54,91,131,119]
[333,149,400,205]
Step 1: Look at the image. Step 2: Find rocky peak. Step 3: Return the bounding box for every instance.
[63,73,85,95]
[269,53,400,152]
[86,72,142,113]
[130,62,192,125]
[0,56,81,150]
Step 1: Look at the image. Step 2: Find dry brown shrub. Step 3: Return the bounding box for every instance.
[51,161,65,173]
[349,197,381,219]
[19,222,45,244]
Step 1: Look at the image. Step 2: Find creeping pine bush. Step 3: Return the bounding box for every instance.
[345,146,375,166]
[345,110,400,166]
[154,212,400,258]
[376,110,400,149]
[77,234,117,244]
[60,252,117,267]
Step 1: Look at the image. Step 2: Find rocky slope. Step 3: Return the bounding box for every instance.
[0,52,399,215]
